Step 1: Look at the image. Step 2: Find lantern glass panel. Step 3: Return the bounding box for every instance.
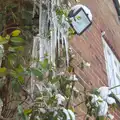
[70,9,91,34]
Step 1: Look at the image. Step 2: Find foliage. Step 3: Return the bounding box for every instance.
[86,87,117,120]
[0,1,119,120]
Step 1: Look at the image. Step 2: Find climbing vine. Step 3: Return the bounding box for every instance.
[0,0,119,120]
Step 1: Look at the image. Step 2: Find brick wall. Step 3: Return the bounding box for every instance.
[70,0,120,119]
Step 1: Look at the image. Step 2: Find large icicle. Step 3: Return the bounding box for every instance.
[31,36,39,98]
[32,0,70,69]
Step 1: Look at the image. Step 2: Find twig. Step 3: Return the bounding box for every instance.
[109,84,120,90]
[74,101,86,108]
[0,115,15,120]
[66,82,75,108]
[0,27,20,35]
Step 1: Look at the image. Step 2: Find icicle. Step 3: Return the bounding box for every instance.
[47,0,50,23]
[48,40,51,63]
[64,36,69,66]
[32,0,36,18]
[61,31,64,48]
[57,25,60,56]
[51,29,56,66]
[54,12,57,48]
[39,38,44,61]
[57,0,60,6]
[31,36,39,67]
[31,36,39,98]
[39,0,42,35]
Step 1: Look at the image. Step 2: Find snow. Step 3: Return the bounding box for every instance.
[71,4,92,21]
[68,109,75,120]
[91,86,116,117]
[97,86,111,100]
[63,108,75,120]
[106,97,116,105]
[107,114,114,120]
[56,94,65,105]
[69,74,78,81]
[98,101,108,116]
[63,108,71,120]
[91,95,103,104]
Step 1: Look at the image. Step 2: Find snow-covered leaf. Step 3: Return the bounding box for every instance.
[106,97,116,105]
[107,114,114,120]
[98,101,108,116]
[63,108,75,120]
[56,94,65,105]
[68,109,75,120]
[97,86,111,100]
[69,74,78,81]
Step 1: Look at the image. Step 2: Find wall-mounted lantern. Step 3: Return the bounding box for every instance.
[68,5,92,35]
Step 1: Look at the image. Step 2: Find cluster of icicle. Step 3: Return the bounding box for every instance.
[31,0,70,96]
[32,0,69,66]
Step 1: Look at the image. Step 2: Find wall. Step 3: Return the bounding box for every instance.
[70,0,120,119]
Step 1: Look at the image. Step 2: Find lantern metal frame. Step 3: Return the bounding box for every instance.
[68,7,92,35]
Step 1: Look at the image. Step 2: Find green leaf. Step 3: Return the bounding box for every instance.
[5,35,10,40]
[31,68,43,80]
[51,77,59,84]
[8,46,24,52]
[40,59,49,69]
[18,105,28,120]
[24,109,32,115]
[7,53,17,67]
[12,30,21,37]
[10,70,17,77]
[18,105,23,115]
[11,37,24,43]
[12,80,21,93]
[18,76,24,84]
[16,65,24,73]
[76,16,81,20]
[0,36,9,44]
[0,67,7,77]
[96,116,105,120]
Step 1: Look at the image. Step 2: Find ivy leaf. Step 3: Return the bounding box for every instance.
[18,105,28,120]
[11,37,24,43]
[51,77,59,84]
[18,105,23,115]
[12,30,21,37]
[5,35,10,40]
[76,16,81,20]
[12,80,21,93]
[96,116,105,120]
[0,67,7,77]
[0,36,9,44]
[40,59,49,69]
[8,46,24,52]
[7,53,17,67]
[31,68,43,80]
[18,76,24,84]
[24,109,32,115]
